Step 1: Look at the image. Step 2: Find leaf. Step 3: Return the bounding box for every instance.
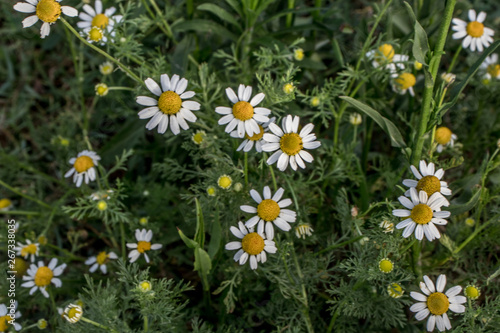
[197,3,241,30]
[172,19,238,41]
[340,96,407,148]
[194,247,212,291]
[194,198,205,248]
[177,227,198,249]
[208,214,222,259]
[404,2,429,65]
[444,189,481,216]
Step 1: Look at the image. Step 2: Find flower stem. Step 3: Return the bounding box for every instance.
[448,44,462,73]
[120,220,126,262]
[0,179,52,210]
[81,317,118,332]
[314,235,364,256]
[244,152,248,188]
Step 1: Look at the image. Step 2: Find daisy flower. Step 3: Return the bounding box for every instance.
[21,258,66,298]
[0,198,13,211]
[402,160,452,206]
[99,61,113,75]
[410,275,466,332]
[230,117,276,153]
[388,283,404,298]
[393,188,450,241]
[0,301,22,332]
[85,26,106,44]
[434,127,457,153]
[126,229,162,263]
[85,251,118,274]
[215,84,270,138]
[365,44,409,72]
[480,54,500,80]
[136,74,200,135]
[225,222,277,270]
[392,72,416,96]
[240,186,296,240]
[452,9,494,52]
[217,175,232,190]
[464,284,480,300]
[380,220,394,233]
[13,0,78,39]
[89,189,113,200]
[64,150,101,187]
[262,115,321,171]
[191,130,206,145]
[62,304,83,323]
[378,258,394,273]
[77,0,122,38]
[295,223,314,239]
[15,240,40,262]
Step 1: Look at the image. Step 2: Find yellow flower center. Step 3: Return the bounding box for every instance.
[283,83,295,94]
[466,21,484,38]
[158,91,182,115]
[74,156,94,173]
[435,127,452,145]
[427,292,450,315]
[379,259,393,273]
[245,125,264,141]
[280,133,303,156]
[416,175,441,197]
[487,64,500,78]
[465,286,480,299]
[0,316,11,332]
[375,44,395,63]
[89,27,103,42]
[67,307,80,319]
[96,251,109,265]
[97,200,107,211]
[218,176,232,189]
[139,281,152,291]
[21,244,38,257]
[232,101,254,121]
[388,283,403,298]
[410,204,433,225]
[294,48,304,61]
[257,199,281,221]
[241,232,265,255]
[0,198,12,209]
[311,97,320,107]
[192,131,205,144]
[137,241,151,253]
[91,13,109,29]
[14,257,28,277]
[36,0,61,23]
[34,266,54,287]
[207,186,216,196]
[395,73,416,90]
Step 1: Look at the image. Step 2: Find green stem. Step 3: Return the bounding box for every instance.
[45,243,86,261]
[120,220,126,262]
[49,290,58,315]
[60,18,142,84]
[0,180,52,210]
[108,86,136,91]
[412,240,422,280]
[314,235,364,256]
[448,44,462,73]
[286,0,295,28]
[267,160,278,191]
[148,0,174,39]
[81,317,118,332]
[143,315,148,332]
[400,238,417,254]
[454,217,497,254]
[0,210,41,216]
[244,152,249,187]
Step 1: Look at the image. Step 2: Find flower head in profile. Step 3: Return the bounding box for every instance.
[191,130,206,145]
[452,9,494,52]
[64,150,101,187]
[241,186,296,239]
[126,229,162,263]
[77,0,122,38]
[434,127,457,153]
[388,283,404,298]
[293,48,304,61]
[62,304,83,323]
[480,54,500,80]
[99,61,113,75]
[13,0,78,39]
[15,240,40,262]
[0,198,13,211]
[365,44,409,72]
[225,222,277,270]
[85,251,118,274]
[137,75,200,135]
[231,117,276,153]
[410,275,466,332]
[403,160,452,206]
[262,115,321,171]
[216,84,270,138]
[392,72,417,96]
[0,301,22,332]
[380,220,394,233]
[295,223,314,239]
[21,258,66,297]
[393,188,450,241]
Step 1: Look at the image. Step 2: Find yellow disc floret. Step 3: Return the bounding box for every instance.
[139,280,152,292]
[34,266,53,287]
[217,175,232,189]
[92,13,109,29]
[158,91,182,115]
[465,285,480,299]
[375,44,395,63]
[487,64,500,78]
[416,175,441,196]
[0,316,11,332]
[74,156,94,173]
[36,0,61,23]
[378,258,394,273]
[466,21,484,38]
[427,292,450,315]
[387,283,404,298]
[21,244,38,257]
[137,241,151,253]
[241,232,265,255]
[232,101,254,121]
[257,199,281,221]
[14,257,29,277]
[96,251,109,265]
[280,133,303,156]
[410,204,433,225]
[395,73,416,90]
[0,198,12,209]
[88,27,103,42]
[435,127,452,145]
[245,125,264,141]
[192,130,206,145]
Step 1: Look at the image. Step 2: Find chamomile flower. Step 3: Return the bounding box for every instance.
[480,54,500,80]
[402,160,452,206]
[77,0,122,38]
[365,44,409,72]
[464,284,480,300]
[191,130,206,145]
[0,198,13,211]
[21,258,66,298]
[388,283,404,298]
[85,251,118,274]
[225,222,277,270]
[293,48,304,61]
[240,186,296,240]
[295,223,314,239]
[283,83,295,94]
[126,229,162,263]
[85,26,106,44]
[393,188,450,241]
[64,150,100,187]
[392,72,416,96]
[136,75,200,135]
[13,0,78,39]
[380,220,394,233]
[99,61,113,75]
[95,83,108,96]
[441,73,456,85]
[349,113,362,126]
[230,117,276,153]
[62,304,83,324]
[262,115,321,171]
[310,97,320,107]
[379,258,394,273]
[410,275,466,332]
[89,190,113,200]
[215,84,270,138]
[434,127,457,153]
[452,9,494,52]
[15,240,40,262]
[217,175,232,190]
[206,186,216,197]
[0,302,22,332]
